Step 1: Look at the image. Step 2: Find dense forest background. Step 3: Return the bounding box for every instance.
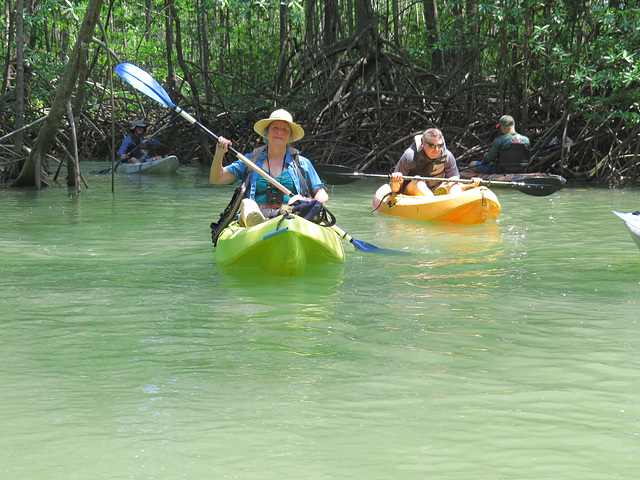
[0,0,639,188]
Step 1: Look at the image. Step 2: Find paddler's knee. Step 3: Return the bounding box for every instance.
[406,180,433,196]
[240,199,266,227]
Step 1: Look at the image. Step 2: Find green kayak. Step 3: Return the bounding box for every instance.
[213,214,345,276]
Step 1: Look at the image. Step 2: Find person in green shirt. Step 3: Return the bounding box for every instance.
[469,115,530,173]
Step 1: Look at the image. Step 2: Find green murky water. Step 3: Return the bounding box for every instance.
[2,165,639,479]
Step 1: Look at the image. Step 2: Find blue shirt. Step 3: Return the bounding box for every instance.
[225,150,325,201]
[118,135,162,158]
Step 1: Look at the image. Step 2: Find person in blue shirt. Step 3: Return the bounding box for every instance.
[118,120,163,163]
[210,109,328,227]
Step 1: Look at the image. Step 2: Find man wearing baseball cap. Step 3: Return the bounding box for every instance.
[469,115,530,173]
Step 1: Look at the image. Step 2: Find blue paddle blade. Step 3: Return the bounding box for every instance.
[351,238,382,252]
[116,63,175,109]
[329,224,393,253]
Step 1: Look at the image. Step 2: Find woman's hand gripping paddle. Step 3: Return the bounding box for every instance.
[115,63,387,252]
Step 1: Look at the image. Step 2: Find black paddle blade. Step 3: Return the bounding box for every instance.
[512,176,565,196]
[315,164,362,185]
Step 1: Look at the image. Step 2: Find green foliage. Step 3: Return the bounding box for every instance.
[59,0,83,21]
[3,0,639,170]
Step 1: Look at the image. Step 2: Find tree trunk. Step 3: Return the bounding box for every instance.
[521,0,532,125]
[354,0,375,54]
[392,0,400,46]
[0,1,15,121]
[422,0,445,73]
[201,4,213,103]
[221,8,230,79]
[464,0,478,76]
[145,0,152,45]
[323,0,340,47]
[59,23,70,62]
[170,1,199,104]
[275,1,292,93]
[496,0,508,114]
[305,0,317,46]
[12,0,104,188]
[165,0,176,95]
[14,0,26,179]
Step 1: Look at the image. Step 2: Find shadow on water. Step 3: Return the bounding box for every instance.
[214,262,345,305]
[369,214,503,261]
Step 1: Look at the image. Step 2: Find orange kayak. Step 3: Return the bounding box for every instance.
[372,185,501,224]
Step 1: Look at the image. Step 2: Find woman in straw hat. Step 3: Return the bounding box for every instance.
[210,109,328,227]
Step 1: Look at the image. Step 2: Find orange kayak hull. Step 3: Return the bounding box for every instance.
[373,185,501,225]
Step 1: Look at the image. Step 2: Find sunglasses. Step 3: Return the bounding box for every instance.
[425,141,444,149]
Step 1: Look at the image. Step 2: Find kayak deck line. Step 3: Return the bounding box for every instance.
[263,227,289,240]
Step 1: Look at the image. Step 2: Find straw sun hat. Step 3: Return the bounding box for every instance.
[253,109,305,142]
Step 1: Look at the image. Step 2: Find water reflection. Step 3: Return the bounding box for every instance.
[3,174,640,479]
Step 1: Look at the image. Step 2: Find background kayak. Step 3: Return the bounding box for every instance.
[113,155,179,174]
[373,185,501,224]
[613,210,640,250]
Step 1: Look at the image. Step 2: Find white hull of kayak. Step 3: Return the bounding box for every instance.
[613,211,640,250]
[114,155,179,174]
